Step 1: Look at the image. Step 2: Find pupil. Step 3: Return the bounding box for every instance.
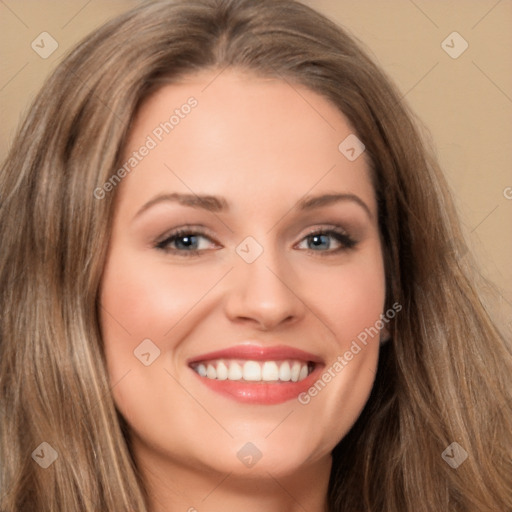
[177,235,196,249]
[310,234,329,249]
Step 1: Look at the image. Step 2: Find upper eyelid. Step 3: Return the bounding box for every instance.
[156,225,217,244]
[301,225,350,237]
[154,233,218,256]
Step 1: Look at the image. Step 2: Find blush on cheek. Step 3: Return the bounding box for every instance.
[302,262,385,351]
[100,249,206,334]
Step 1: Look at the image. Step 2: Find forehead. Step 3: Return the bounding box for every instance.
[117,69,375,217]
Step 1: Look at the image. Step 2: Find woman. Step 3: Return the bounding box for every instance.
[0,0,510,510]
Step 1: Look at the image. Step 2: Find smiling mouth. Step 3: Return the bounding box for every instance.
[187,344,323,404]
[190,359,316,383]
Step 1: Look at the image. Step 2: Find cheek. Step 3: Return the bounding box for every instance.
[295,252,385,438]
[98,249,222,433]
[98,248,221,390]
[99,250,215,338]
[298,247,386,345]
[333,266,385,341]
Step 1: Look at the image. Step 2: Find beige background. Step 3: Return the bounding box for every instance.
[1,1,511,321]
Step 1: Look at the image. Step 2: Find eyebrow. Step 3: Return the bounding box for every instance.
[134,192,372,220]
[296,193,373,219]
[134,193,229,219]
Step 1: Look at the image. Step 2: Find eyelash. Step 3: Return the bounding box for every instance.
[154,226,358,256]
[154,227,217,255]
[298,227,357,254]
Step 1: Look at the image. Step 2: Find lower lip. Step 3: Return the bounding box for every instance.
[191,365,323,404]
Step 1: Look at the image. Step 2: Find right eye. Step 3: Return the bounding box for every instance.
[155,229,219,255]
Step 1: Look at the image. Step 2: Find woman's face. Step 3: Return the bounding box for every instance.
[99,69,386,479]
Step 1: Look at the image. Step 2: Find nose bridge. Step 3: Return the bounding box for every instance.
[225,242,304,328]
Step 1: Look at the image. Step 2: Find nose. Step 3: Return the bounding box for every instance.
[223,255,305,331]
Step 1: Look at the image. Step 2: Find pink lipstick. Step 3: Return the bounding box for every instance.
[188,344,323,404]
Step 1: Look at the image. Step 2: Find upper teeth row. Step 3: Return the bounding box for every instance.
[192,360,311,382]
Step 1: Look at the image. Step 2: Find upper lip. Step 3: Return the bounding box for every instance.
[187,343,324,365]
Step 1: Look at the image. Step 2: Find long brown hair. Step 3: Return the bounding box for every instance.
[1,1,511,510]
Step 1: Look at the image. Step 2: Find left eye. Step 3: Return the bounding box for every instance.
[296,230,356,252]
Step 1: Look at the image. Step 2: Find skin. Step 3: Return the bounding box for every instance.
[99,69,386,512]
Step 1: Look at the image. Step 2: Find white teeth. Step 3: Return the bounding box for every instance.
[279,361,291,381]
[243,361,261,381]
[290,361,301,382]
[216,361,228,380]
[227,361,243,380]
[262,361,279,381]
[193,359,313,383]
[206,364,216,379]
